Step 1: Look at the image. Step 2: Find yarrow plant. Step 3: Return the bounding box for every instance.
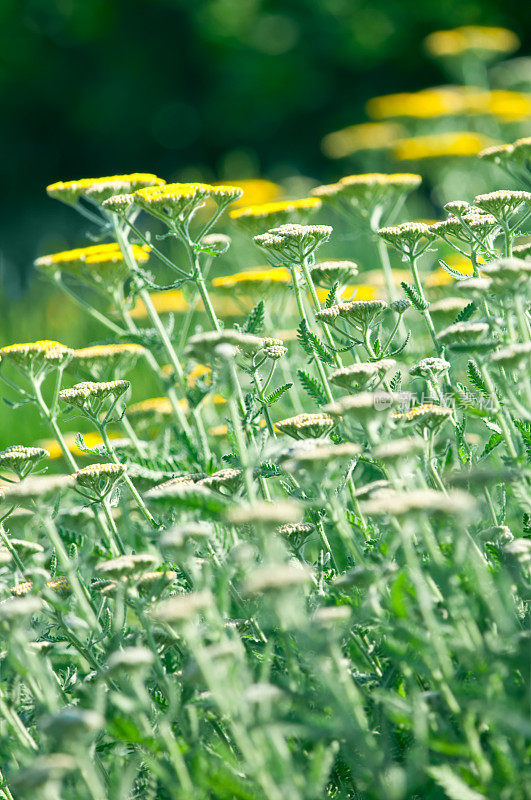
[0,24,529,800]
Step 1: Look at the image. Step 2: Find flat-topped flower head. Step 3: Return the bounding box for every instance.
[0,446,49,479]
[373,437,424,464]
[74,462,125,497]
[133,182,212,222]
[144,479,221,512]
[409,357,450,379]
[321,121,404,159]
[393,403,452,431]
[130,289,188,320]
[0,340,73,374]
[325,391,407,425]
[429,211,499,245]
[263,344,287,360]
[230,197,322,233]
[512,241,531,259]
[310,260,358,288]
[455,277,492,298]
[281,440,361,474]
[11,576,71,598]
[35,242,149,292]
[377,222,432,256]
[277,522,314,546]
[394,132,492,161]
[0,596,43,625]
[473,190,531,220]
[150,591,212,624]
[477,143,515,163]
[275,413,334,440]
[329,359,396,390]
[212,266,291,294]
[254,223,332,263]
[185,329,267,363]
[332,172,421,215]
[46,173,165,205]
[96,553,158,580]
[338,299,388,329]
[361,487,475,517]
[425,26,519,59]
[0,475,74,508]
[492,342,531,369]
[227,499,303,527]
[70,344,145,379]
[208,184,244,207]
[437,321,490,344]
[512,136,531,164]
[200,232,232,255]
[314,304,343,322]
[101,193,135,214]
[127,396,180,420]
[480,257,531,292]
[243,562,312,595]
[429,297,469,318]
[59,380,130,411]
[198,468,242,493]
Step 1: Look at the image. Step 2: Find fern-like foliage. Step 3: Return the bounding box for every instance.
[401,281,429,311]
[298,369,328,406]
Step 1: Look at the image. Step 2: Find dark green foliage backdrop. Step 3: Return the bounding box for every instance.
[0,0,529,290]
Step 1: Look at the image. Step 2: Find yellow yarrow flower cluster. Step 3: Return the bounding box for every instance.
[211,267,291,292]
[367,86,531,122]
[321,122,405,159]
[313,173,421,215]
[46,173,165,205]
[229,197,322,232]
[35,243,150,290]
[425,26,519,59]
[394,132,493,161]
[131,182,243,221]
[128,396,188,419]
[130,290,189,319]
[218,178,280,208]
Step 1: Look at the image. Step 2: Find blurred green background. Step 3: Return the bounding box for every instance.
[1,0,530,292]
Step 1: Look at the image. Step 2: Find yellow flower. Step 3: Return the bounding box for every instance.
[367,88,463,120]
[130,289,189,319]
[46,174,165,205]
[485,90,531,122]
[187,363,212,387]
[322,122,405,159]
[220,178,280,208]
[211,267,291,292]
[133,182,242,221]
[35,243,150,290]
[426,255,475,289]
[229,197,322,232]
[425,26,519,59]
[323,173,422,212]
[314,285,379,303]
[40,430,123,460]
[393,132,493,160]
[127,396,188,418]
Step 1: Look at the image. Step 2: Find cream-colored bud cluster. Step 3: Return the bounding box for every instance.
[437,321,490,343]
[473,190,531,217]
[275,413,335,440]
[330,360,395,389]
[0,446,50,473]
[59,380,130,408]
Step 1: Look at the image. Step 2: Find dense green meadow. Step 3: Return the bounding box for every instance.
[0,23,530,800]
